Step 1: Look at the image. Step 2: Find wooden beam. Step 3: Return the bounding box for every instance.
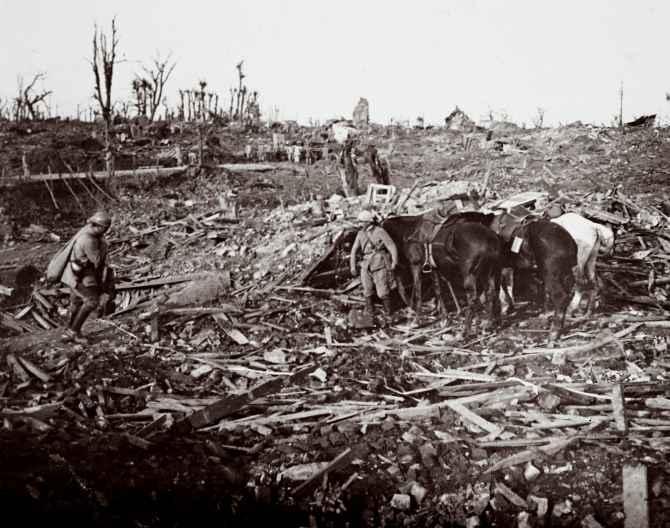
[292,448,353,496]
[623,464,649,528]
[176,364,313,431]
[0,163,276,187]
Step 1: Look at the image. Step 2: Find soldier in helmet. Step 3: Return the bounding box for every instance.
[60,211,113,343]
[350,210,398,320]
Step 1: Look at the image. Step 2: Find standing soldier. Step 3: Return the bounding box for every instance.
[350,210,399,320]
[56,211,113,343]
[366,144,391,185]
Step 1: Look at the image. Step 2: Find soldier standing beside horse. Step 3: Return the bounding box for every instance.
[350,210,398,321]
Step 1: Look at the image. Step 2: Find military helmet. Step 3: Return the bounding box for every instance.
[88,210,112,228]
[357,210,375,223]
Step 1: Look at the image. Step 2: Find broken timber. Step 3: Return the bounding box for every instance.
[0,163,276,187]
[292,448,353,496]
[175,364,313,431]
[623,464,649,528]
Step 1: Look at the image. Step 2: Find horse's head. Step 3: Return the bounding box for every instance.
[597,223,616,255]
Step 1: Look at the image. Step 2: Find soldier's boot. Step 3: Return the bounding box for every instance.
[381,296,394,326]
[382,296,393,317]
[364,296,375,318]
[68,299,97,344]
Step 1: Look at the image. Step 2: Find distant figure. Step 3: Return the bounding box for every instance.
[339,139,359,197]
[366,144,391,185]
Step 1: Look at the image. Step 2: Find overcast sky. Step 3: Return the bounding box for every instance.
[2,0,670,126]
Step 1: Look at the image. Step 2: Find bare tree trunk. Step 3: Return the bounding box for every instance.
[239,87,247,125]
[178,90,185,121]
[91,18,118,180]
[198,124,204,168]
[186,91,192,121]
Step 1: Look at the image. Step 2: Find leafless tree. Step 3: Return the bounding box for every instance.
[235,61,245,120]
[178,89,185,120]
[91,17,119,177]
[0,97,8,120]
[162,97,170,120]
[117,100,131,120]
[91,17,119,137]
[229,88,236,118]
[136,53,176,121]
[13,73,52,120]
[198,80,207,120]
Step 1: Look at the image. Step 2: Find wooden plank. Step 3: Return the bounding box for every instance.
[0,312,32,333]
[0,163,277,187]
[178,364,313,430]
[446,401,503,437]
[542,383,598,405]
[116,275,195,290]
[228,408,335,427]
[292,448,353,496]
[494,481,527,508]
[14,306,33,320]
[6,354,30,383]
[32,291,54,311]
[623,464,649,528]
[645,397,670,411]
[484,436,579,474]
[16,355,51,383]
[411,369,495,382]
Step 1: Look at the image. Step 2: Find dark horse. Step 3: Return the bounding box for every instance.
[382,214,502,334]
[445,210,578,340]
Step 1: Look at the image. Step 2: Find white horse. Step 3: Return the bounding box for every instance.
[551,212,614,316]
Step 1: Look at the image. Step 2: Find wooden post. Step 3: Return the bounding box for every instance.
[150,313,159,342]
[59,173,86,213]
[22,152,30,178]
[44,166,59,210]
[623,464,649,528]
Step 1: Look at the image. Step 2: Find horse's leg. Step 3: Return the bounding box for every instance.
[548,267,572,343]
[462,273,477,337]
[583,248,598,316]
[411,264,422,319]
[500,267,515,314]
[397,276,411,308]
[568,244,590,318]
[489,266,502,327]
[432,272,447,320]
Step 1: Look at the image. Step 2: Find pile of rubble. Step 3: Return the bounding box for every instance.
[0,172,669,524]
[1,121,670,524]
